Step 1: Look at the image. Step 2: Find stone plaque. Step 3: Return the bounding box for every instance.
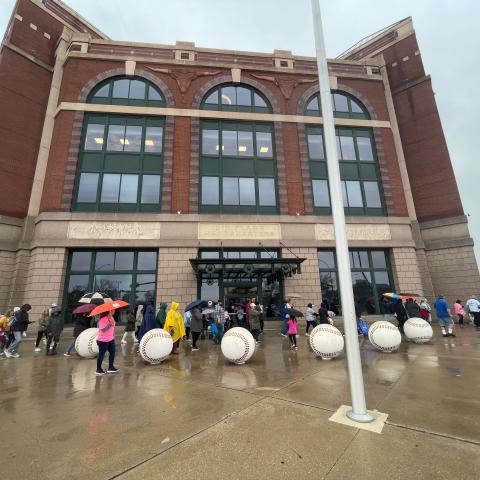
[68,222,160,240]
[198,223,281,240]
[315,224,391,241]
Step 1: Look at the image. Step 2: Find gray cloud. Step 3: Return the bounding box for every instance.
[1,0,478,264]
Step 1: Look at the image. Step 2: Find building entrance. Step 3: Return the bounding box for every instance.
[191,249,305,321]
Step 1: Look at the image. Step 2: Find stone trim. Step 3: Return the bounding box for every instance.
[59,68,175,212]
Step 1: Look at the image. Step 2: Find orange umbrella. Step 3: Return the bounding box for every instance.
[89,300,129,317]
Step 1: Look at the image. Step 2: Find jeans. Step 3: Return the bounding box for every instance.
[65,337,77,354]
[7,331,23,354]
[96,340,115,371]
[191,331,201,348]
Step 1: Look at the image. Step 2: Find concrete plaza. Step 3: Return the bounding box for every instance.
[1,323,479,480]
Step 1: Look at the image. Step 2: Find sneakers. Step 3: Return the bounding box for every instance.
[34,348,42,352]
[4,350,13,358]
[64,352,71,357]
[279,333,287,337]
[95,369,106,376]
[192,347,199,352]
[442,333,448,337]
[107,367,119,374]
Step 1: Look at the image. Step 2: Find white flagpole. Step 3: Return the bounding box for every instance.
[310,0,373,422]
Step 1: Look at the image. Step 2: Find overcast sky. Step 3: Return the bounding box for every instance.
[1,0,479,263]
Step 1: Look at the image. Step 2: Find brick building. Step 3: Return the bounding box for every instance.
[1,0,479,322]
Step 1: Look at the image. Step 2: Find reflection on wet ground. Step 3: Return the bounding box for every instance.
[1,325,479,479]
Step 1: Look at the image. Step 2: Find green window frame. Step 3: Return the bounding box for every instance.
[318,249,394,315]
[305,90,370,119]
[62,249,158,324]
[73,114,164,212]
[88,76,165,107]
[201,83,272,114]
[199,120,278,214]
[307,126,385,216]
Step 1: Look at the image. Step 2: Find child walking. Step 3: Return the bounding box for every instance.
[454,300,465,325]
[287,316,298,350]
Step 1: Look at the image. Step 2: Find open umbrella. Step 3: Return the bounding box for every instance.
[72,303,96,315]
[79,292,112,305]
[185,299,206,312]
[285,307,304,318]
[383,292,420,300]
[89,300,129,317]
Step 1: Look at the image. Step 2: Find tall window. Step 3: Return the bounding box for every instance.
[305,90,369,119]
[318,249,393,315]
[73,77,165,212]
[305,92,384,216]
[63,250,158,324]
[199,85,277,214]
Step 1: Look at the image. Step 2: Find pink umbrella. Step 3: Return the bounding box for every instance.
[72,303,96,314]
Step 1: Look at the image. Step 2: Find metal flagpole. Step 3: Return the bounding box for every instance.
[310,0,373,423]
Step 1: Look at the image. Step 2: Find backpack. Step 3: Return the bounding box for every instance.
[7,315,17,327]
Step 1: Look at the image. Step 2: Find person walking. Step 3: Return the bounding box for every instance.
[249,302,262,345]
[287,315,298,350]
[280,298,291,337]
[466,295,480,330]
[190,307,203,351]
[305,303,316,336]
[155,302,167,328]
[236,305,245,328]
[137,304,156,342]
[5,304,33,358]
[34,308,49,352]
[96,309,119,376]
[64,312,91,356]
[45,304,63,356]
[419,298,432,323]
[318,304,330,325]
[0,310,13,355]
[405,298,420,318]
[121,309,136,344]
[134,305,144,343]
[164,302,186,354]
[381,297,391,321]
[433,294,455,337]
[454,300,466,325]
[183,309,192,341]
[393,299,408,334]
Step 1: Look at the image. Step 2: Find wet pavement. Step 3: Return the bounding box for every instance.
[1,324,479,479]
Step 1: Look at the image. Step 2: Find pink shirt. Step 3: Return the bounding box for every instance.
[97,316,115,342]
[454,303,465,316]
[287,318,298,335]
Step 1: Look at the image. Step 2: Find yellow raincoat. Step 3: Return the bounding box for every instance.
[163,302,186,342]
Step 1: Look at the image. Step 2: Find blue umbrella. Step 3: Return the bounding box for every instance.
[185,299,206,312]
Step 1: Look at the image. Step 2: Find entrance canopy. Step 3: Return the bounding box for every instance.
[190,257,305,281]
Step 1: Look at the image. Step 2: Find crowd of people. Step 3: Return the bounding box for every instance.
[1,292,479,374]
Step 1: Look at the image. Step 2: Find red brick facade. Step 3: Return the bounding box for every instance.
[0,1,464,225]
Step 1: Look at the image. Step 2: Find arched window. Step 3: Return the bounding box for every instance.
[88,76,165,107]
[73,77,166,212]
[201,83,271,113]
[199,84,277,214]
[305,92,384,216]
[305,90,369,120]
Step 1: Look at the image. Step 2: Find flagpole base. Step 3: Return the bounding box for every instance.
[346,409,375,423]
